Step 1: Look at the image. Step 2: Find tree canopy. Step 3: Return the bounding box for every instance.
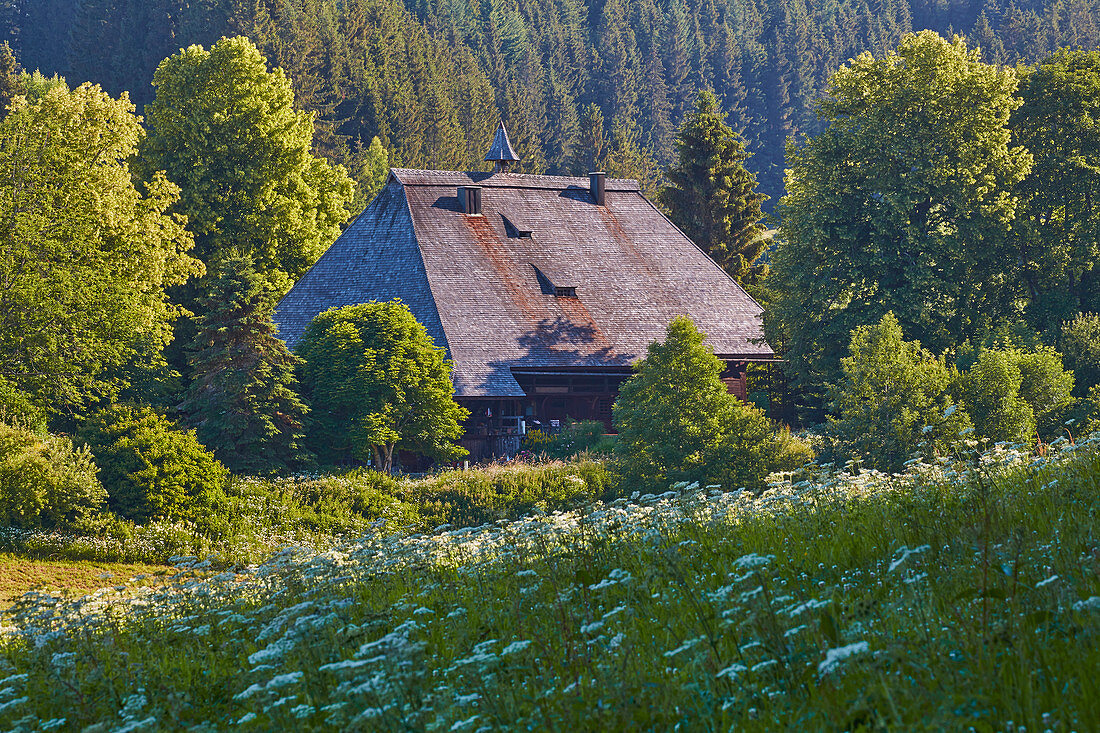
[0,75,200,414]
[1012,48,1100,332]
[137,35,355,290]
[296,301,469,473]
[768,32,1032,392]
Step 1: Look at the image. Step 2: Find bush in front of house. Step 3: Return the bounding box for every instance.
[524,420,616,460]
[296,300,469,474]
[613,316,809,492]
[0,420,107,529]
[77,404,228,524]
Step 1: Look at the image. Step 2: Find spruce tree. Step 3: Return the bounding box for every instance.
[659,89,768,284]
[0,42,19,113]
[182,256,311,475]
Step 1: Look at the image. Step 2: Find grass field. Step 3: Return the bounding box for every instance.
[0,441,1098,730]
[0,555,170,607]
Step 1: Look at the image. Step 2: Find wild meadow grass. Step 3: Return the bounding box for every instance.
[0,459,611,567]
[0,441,1099,730]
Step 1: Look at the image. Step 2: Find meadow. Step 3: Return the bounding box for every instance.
[0,438,1097,730]
[0,459,612,567]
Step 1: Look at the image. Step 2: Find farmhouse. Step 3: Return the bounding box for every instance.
[274,123,776,459]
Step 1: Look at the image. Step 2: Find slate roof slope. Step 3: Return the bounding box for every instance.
[274,168,774,398]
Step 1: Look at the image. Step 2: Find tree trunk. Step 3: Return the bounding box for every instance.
[375,443,396,474]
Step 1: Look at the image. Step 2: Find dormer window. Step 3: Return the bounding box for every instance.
[502,214,532,238]
[531,264,577,298]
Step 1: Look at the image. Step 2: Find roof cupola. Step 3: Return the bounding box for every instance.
[485,120,521,173]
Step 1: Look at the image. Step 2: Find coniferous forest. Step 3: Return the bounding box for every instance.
[7,0,1098,205]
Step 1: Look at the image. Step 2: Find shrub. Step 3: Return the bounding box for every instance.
[1061,312,1100,397]
[526,420,615,459]
[78,404,228,523]
[613,316,799,492]
[827,314,971,472]
[962,346,1075,444]
[0,421,106,529]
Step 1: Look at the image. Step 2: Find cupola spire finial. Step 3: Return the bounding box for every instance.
[485,119,521,172]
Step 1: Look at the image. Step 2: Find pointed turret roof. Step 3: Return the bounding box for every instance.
[484,120,521,163]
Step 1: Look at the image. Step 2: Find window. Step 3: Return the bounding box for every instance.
[554,286,577,298]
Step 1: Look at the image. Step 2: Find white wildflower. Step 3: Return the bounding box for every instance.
[888,545,931,573]
[818,642,870,674]
[1072,596,1100,611]
[1035,575,1059,588]
[717,663,747,679]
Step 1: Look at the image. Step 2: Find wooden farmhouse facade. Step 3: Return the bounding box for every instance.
[274,124,776,461]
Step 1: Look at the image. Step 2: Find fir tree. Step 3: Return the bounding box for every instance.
[0,41,20,113]
[659,89,767,284]
[182,256,311,475]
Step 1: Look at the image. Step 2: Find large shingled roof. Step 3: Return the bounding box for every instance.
[274,168,775,398]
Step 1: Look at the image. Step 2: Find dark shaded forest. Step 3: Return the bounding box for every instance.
[6,0,1100,203]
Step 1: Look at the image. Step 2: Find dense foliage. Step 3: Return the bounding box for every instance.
[827,314,971,472]
[136,36,355,291]
[613,316,810,491]
[0,421,105,530]
[297,301,469,473]
[77,405,228,524]
[828,314,1077,470]
[1012,49,1100,331]
[181,256,311,475]
[0,74,200,415]
[14,0,1100,207]
[769,32,1031,392]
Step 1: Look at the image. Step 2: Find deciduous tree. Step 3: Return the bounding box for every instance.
[296,301,469,473]
[137,36,355,290]
[769,32,1031,394]
[0,76,200,414]
[827,313,971,471]
[613,316,801,492]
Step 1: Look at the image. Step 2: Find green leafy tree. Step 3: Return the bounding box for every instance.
[358,136,389,207]
[1015,346,1076,431]
[0,76,201,415]
[660,90,768,284]
[137,35,356,290]
[78,404,228,523]
[181,256,311,475]
[1061,313,1100,397]
[769,32,1032,395]
[297,301,469,473]
[961,349,1037,445]
[613,316,800,492]
[828,314,972,471]
[1012,50,1100,330]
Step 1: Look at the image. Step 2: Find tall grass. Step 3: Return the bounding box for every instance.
[0,459,612,565]
[1,441,1098,729]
